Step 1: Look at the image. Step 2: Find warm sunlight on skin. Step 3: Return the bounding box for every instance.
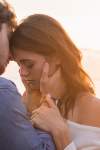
[2,0,100,98]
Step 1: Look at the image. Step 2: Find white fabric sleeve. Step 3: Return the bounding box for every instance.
[64,142,76,150]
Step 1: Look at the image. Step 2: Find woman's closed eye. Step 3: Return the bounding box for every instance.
[25,62,34,68]
[17,62,34,68]
[26,64,34,68]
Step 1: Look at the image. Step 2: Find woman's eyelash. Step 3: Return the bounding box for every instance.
[27,64,34,68]
[17,63,34,68]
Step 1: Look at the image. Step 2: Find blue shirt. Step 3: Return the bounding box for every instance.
[0,77,56,150]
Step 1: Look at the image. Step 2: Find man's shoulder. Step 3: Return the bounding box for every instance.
[0,77,16,89]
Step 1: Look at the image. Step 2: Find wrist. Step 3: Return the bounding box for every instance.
[52,121,72,150]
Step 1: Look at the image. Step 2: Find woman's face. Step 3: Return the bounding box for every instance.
[12,48,58,90]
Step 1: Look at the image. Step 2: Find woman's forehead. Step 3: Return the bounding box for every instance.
[12,47,46,62]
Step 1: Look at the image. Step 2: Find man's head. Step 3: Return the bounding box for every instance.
[0,0,17,75]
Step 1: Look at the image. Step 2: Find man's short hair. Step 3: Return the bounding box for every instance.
[0,0,17,31]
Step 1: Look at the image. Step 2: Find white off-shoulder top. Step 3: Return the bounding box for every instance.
[64,120,100,150]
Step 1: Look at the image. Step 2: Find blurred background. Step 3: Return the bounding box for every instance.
[1,0,100,98]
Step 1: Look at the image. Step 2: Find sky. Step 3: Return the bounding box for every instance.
[6,0,100,50]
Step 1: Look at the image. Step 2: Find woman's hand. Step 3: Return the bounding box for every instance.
[31,94,72,150]
[21,77,41,115]
[21,77,34,95]
[40,63,67,98]
[21,77,34,99]
[31,94,63,133]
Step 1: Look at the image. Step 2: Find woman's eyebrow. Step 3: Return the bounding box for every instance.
[19,59,35,62]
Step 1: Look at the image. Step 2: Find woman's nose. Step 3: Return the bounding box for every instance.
[19,66,29,77]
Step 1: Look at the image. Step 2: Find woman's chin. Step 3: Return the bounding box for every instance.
[30,84,40,90]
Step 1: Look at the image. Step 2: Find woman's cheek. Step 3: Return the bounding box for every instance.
[33,64,44,81]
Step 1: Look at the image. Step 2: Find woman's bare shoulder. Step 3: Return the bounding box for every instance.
[78,93,100,128]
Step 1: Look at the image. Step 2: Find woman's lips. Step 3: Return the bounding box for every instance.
[25,80,35,84]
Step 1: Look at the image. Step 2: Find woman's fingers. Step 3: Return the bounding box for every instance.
[31,118,35,125]
[32,109,37,115]
[31,112,38,120]
[46,94,59,111]
[31,113,40,127]
[21,77,33,93]
[31,111,37,125]
[41,63,49,81]
[40,63,49,95]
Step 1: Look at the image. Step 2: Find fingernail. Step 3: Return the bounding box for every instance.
[44,62,48,68]
[48,94,51,98]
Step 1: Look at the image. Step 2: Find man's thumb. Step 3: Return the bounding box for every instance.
[46,94,58,110]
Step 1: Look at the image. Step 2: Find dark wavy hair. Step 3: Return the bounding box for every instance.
[0,0,17,30]
[10,14,95,116]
